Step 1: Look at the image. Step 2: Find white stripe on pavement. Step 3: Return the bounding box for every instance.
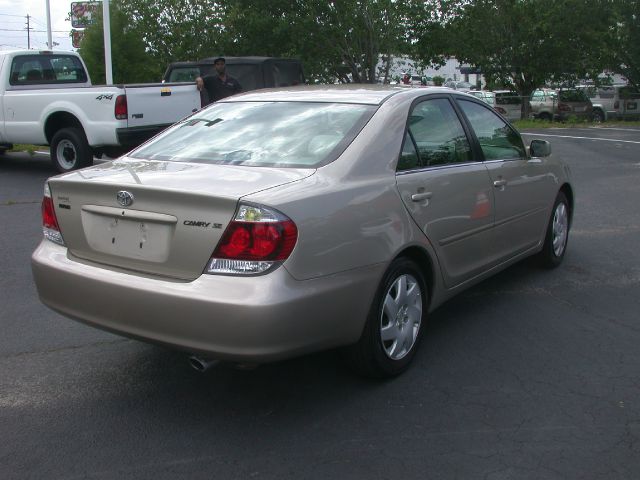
[520,132,640,144]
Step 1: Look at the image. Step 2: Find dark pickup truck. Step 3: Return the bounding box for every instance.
[162,57,305,91]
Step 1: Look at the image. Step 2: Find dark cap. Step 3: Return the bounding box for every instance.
[213,56,225,64]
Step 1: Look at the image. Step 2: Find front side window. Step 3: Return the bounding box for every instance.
[129,101,376,168]
[399,97,473,170]
[457,99,525,161]
[9,55,87,85]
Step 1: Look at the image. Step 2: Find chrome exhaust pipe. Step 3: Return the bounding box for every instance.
[188,355,220,372]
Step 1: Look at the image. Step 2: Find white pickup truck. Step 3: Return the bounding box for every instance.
[0,49,201,172]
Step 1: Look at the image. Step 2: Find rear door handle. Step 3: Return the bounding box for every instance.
[411,192,433,202]
[493,179,507,188]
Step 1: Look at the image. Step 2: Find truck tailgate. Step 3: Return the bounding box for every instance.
[124,83,201,128]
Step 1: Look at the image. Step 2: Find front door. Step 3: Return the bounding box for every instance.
[456,99,552,261]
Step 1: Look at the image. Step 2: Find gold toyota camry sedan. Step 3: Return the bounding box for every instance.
[32,86,573,377]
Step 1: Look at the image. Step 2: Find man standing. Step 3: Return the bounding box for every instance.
[202,57,242,103]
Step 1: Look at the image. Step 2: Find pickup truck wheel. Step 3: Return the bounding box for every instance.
[51,128,92,173]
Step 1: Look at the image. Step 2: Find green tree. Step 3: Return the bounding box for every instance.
[119,0,226,65]
[604,0,640,88]
[410,0,616,118]
[79,0,164,84]
[221,0,412,83]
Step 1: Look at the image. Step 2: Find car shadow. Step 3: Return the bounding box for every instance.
[0,151,57,175]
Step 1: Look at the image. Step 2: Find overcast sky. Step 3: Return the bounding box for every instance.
[0,0,75,51]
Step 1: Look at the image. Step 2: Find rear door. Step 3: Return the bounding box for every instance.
[395,96,496,288]
[456,98,553,261]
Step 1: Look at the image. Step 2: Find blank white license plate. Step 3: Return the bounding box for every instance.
[82,213,173,262]
[574,106,586,112]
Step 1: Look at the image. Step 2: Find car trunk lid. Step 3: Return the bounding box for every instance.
[48,159,313,280]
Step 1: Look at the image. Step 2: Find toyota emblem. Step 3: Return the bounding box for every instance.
[116,191,134,207]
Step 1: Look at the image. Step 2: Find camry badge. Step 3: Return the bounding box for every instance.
[116,191,134,207]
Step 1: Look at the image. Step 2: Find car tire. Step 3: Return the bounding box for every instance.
[344,257,427,378]
[592,109,605,123]
[538,191,570,269]
[51,127,92,173]
[538,112,552,121]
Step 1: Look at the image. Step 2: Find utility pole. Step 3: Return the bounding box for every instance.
[25,14,31,49]
[45,0,53,50]
[103,0,113,84]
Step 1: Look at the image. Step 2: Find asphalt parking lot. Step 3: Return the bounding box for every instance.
[1,126,639,479]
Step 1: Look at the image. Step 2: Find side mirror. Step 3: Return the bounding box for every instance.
[530,139,551,157]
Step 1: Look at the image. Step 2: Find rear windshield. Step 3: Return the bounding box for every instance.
[10,54,87,85]
[129,101,377,168]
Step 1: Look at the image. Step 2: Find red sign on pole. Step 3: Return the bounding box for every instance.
[71,29,85,48]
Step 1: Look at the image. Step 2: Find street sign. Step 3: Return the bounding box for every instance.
[71,1,102,28]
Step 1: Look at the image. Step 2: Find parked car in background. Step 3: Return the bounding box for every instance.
[32,85,573,378]
[444,80,473,91]
[577,84,640,122]
[530,88,593,121]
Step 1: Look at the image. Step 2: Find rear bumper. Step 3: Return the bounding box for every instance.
[31,240,382,362]
[116,124,171,148]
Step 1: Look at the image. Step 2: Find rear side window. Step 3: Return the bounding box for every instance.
[10,55,87,85]
[457,99,525,161]
[398,97,473,170]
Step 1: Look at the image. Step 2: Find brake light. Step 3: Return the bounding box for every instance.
[42,183,64,245]
[115,95,128,119]
[558,103,571,112]
[206,203,297,275]
[494,106,507,115]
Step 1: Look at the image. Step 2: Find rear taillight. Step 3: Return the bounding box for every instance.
[42,183,64,245]
[115,95,128,120]
[494,106,507,115]
[558,103,571,112]
[206,203,297,275]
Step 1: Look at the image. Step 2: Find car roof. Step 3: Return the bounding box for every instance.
[223,84,457,105]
